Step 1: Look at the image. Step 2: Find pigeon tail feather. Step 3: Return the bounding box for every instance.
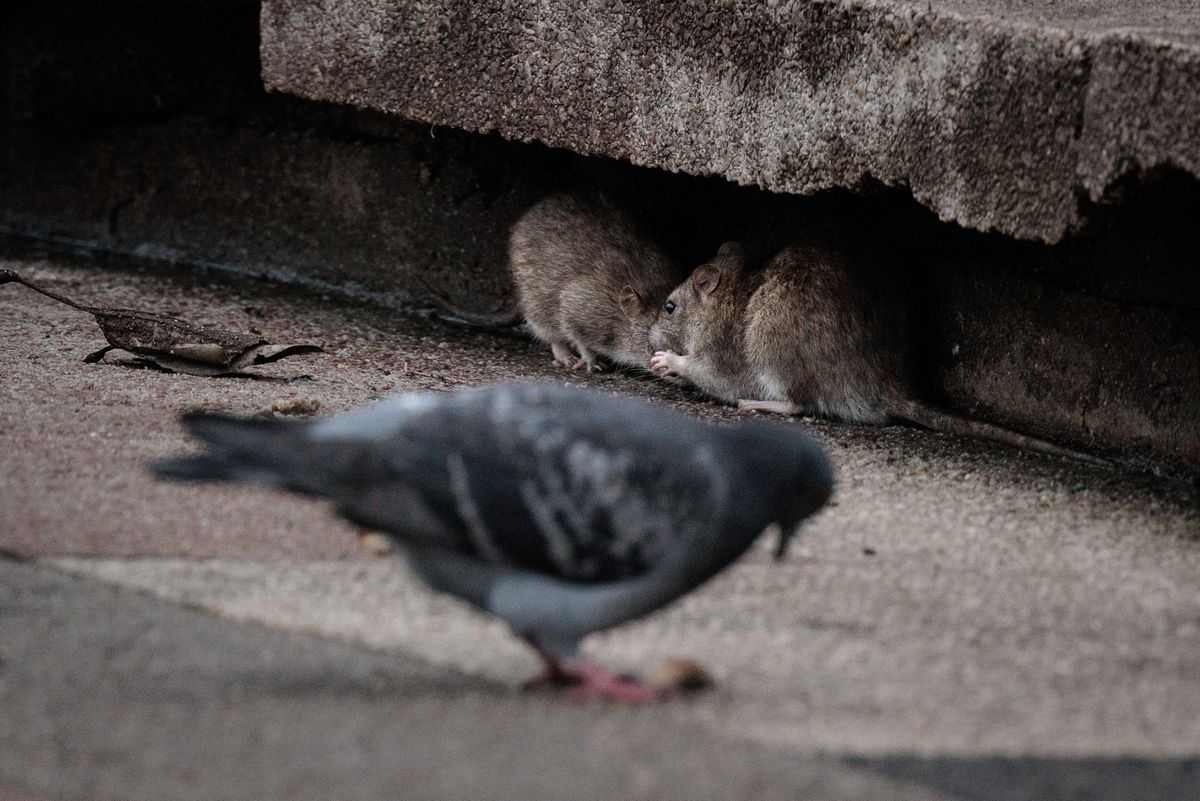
[179,411,296,447]
[151,412,315,491]
[149,454,283,486]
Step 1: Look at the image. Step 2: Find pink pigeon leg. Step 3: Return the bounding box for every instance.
[560,660,669,703]
[522,640,670,703]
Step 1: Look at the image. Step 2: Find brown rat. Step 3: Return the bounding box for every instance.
[439,194,681,369]
[649,241,1108,465]
[503,193,681,372]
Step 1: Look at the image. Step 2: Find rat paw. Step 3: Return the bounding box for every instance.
[551,342,578,369]
[650,351,685,377]
[570,345,603,373]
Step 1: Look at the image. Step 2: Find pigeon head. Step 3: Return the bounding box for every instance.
[722,419,834,560]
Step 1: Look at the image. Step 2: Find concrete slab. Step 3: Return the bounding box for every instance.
[261,0,1200,242]
[0,559,947,801]
[4,559,1199,801]
[46,551,1200,757]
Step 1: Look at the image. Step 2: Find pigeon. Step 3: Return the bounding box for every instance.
[151,383,833,701]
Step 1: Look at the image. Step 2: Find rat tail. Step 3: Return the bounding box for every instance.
[893,400,1110,467]
[414,277,523,329]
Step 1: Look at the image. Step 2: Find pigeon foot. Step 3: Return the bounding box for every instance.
[562,662,666,703]
[524,657,668,703]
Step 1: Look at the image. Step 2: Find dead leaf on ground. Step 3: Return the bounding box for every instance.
[1,269,322,377]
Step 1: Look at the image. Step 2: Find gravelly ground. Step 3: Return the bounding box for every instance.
[2,251,1198,800]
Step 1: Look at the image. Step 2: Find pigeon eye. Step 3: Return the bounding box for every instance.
[665,301,676,315]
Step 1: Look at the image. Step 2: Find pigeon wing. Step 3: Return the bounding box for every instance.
[373,385,731,583]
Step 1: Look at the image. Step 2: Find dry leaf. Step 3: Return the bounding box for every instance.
[2,269,322,376]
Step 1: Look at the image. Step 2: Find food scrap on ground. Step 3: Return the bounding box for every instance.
[652,658,716,693]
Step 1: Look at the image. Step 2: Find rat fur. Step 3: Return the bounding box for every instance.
[648,241,1108,465]
[503,193,680,372]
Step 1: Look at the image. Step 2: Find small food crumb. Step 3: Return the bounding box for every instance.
[652,658,715,693]
[358,531,395,556]
[270,397,322,416]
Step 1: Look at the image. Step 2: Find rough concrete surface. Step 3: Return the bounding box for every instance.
[928,235,1200,474]
[261,0,1200,243]
[5,0,1199,470]
[4,558,1137,801]
[4,559,1199,801]
[2,253,1199,799]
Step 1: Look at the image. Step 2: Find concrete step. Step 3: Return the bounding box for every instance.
[261,0,1200,243]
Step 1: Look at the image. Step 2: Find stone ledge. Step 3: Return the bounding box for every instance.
[260,0,1200,243]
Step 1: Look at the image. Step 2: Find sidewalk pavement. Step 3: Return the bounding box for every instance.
[2,253,1198,800]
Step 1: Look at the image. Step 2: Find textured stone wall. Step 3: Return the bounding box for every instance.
[261,0,1200,243]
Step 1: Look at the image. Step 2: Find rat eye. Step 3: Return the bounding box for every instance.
[665,301,676,315]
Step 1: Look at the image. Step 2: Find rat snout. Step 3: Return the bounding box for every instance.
[647,324,665,352]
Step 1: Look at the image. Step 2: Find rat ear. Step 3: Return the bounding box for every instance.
[717,242,744,261]
[618,285,643,318]
[690,265,721,302]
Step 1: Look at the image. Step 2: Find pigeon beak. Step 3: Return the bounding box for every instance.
[773,482,831,561]
[772,524,795,562]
